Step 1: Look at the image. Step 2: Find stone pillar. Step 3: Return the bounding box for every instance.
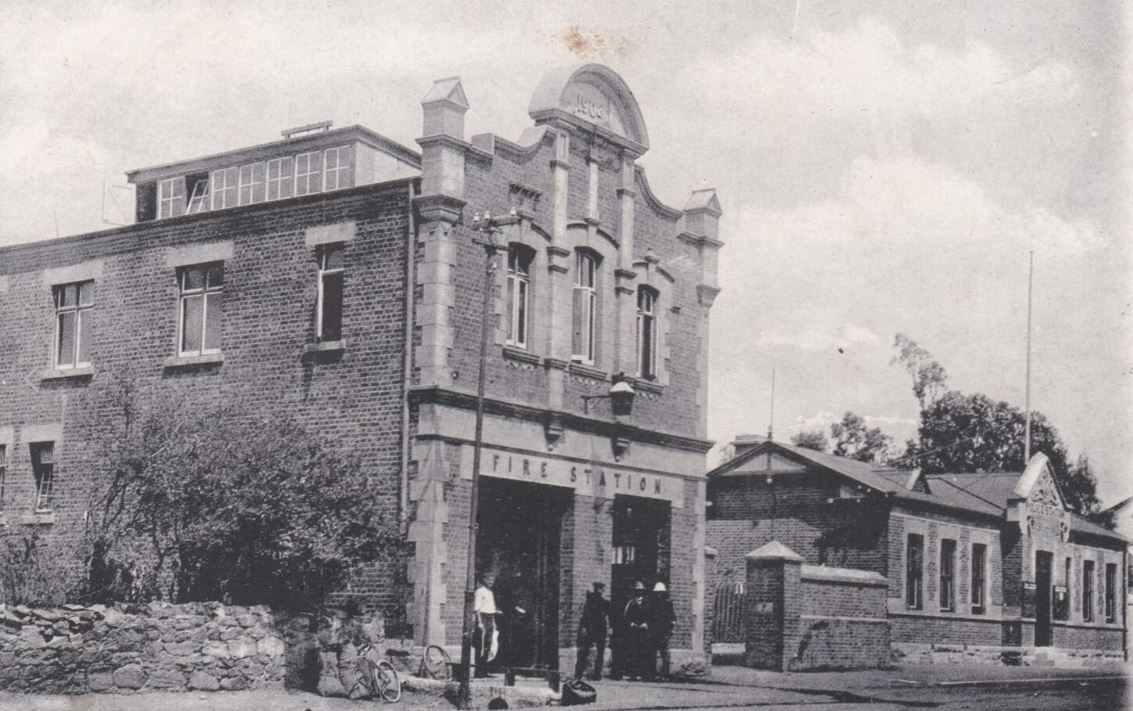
[544,130,572,414]
[613,156,638,375]
[744,542,802,672]
[415,76,470,387]
[682,188,723,439]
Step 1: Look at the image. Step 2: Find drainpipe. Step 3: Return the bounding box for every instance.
[399,180,418,533]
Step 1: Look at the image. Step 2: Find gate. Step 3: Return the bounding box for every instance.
[711,580,746,643]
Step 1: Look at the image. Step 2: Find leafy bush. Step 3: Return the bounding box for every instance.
[0,532,76,606]
[88,401,398,609]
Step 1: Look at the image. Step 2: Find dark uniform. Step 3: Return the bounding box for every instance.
[621,585,651,680]
[574,584,612,679]
[649,586,677,680]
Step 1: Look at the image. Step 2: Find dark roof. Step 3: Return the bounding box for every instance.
[711,440,1127,540]
[926,472,1019,511]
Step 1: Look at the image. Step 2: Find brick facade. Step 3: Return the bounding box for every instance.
[1,64,722,675]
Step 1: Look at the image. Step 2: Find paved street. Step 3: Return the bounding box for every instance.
[0,664,1125,710]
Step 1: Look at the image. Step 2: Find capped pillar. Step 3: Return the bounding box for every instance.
[744,542,803,672]
[417,76,470,221]
[681,188,724,304]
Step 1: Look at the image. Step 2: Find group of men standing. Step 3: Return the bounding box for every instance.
[574,580,677,682]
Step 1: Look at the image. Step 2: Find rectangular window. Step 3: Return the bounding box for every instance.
[209,167,239,210]
[185,177,210,214]
[940,538,956,611]
[637,288,658,379]
[1083,560,1095,622]
[322,146,351,191]
[971,543,986,614]
[158,177,186,219]
[238,162,266,205]
[1105,563,1117,623]
[267,157,294,200]
[507,247,531,348]
[0,444,6,508]
[178,263,224,356]
[613,546,636,565]
[30,442,54,513]
[295,151,323,196]
[53,281,94,369]
[316,244,344,342]
[906,533,924,610]
[572,251,597,363]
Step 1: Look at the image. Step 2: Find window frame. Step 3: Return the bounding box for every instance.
[0,444,7,509]
[30,442,54,514]
[267,156,294,201]
[158,177,186,219]
[636,286,659,380]
[52,280,94,370]
[1105,563,1117,623]
[177,263,224,357]
[316,244,344,342]
[322,146,351,192]
[572,250,598,364]
[970,542,987,614]
[295,151,323,196]
[506,245,533,349]
[209,167,239,210]
[939,538,956,611]
[906,533,924,610]
[1083,559,1095,622]
[237,162,266,206]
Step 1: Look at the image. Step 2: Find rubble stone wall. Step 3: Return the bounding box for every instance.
[0,601,308,694]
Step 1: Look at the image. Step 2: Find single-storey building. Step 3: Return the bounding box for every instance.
[706,436,1127,668]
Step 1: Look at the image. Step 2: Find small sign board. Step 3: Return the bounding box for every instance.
[1022,582,1037,618]
[752,601,774,614]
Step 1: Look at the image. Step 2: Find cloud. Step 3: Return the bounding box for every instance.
[684,16,1077,136]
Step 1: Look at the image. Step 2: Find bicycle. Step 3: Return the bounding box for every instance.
[417,644,453,681]
[347,643,402,703]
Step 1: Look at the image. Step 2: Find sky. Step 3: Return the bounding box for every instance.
[1,1,1130,505]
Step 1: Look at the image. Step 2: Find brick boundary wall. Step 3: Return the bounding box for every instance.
[0,601,324,694]
[743,542,890,672]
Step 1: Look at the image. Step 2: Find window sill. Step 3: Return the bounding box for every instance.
[568,362,607,381]
[304,339,347,355]
[502,346,540,366]
[18,513,56,525]
[163,352,225,369]
[40,366,95,381]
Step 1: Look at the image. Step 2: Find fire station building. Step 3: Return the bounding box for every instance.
[0,64,722,673]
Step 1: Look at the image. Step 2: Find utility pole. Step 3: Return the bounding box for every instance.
[457,209,517,709]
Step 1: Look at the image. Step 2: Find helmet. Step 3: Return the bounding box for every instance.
[653,582,667,592]
[632,581,646,591]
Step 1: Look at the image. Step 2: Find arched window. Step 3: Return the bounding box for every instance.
[637,286,659,379]
[507,245,533,348]
[572,250,599,363]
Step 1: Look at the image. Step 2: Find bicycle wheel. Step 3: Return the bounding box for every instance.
[376,659,402,703]
[419,644,453,681]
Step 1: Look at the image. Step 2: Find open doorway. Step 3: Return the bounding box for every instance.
[476,478,572,670]
[610,495,672,621]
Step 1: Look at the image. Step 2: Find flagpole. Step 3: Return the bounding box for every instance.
[1024,251,1033,464]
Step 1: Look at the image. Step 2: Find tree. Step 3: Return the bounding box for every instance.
[88,399,398,609]
[830,412,892,463]
[905,390,1102,517]
[891,334,948,412]
[791,429,828,452]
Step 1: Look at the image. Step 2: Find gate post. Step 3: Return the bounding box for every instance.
[744,542,802,671]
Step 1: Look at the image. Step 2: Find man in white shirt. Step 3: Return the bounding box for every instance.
[474,572,499,677]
